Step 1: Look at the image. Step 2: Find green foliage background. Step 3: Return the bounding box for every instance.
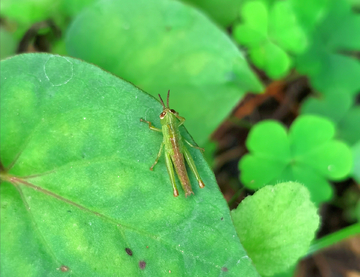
[1,0,359,276]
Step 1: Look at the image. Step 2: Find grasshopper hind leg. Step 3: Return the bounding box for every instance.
[165,152,179,197]
[183,147,205,189]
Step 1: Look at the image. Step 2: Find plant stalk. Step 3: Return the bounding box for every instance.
[306,223,360,256]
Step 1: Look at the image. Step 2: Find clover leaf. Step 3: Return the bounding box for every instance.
[294,0,360,95]
[239,115,353,204]
[231,182,320,276]
[301,92,360,146]
[233,0,360,94]
[233,0,307,78]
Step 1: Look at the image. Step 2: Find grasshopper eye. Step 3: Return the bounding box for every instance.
[160,111,166,119]
[170,109,177,114]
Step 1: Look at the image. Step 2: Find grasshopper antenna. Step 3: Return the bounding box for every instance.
[167,90,170,108]
[158,94,166,109]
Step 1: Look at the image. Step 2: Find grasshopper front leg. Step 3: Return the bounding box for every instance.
[140,118,163,170]
[150,143,164,171]
[175,115,186,127]
[140,118,162,132]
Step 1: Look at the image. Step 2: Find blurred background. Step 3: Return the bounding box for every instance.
[1,0,359,276]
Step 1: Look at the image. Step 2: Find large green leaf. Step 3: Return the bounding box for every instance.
[65,0,263,146]
[0,54,258,276]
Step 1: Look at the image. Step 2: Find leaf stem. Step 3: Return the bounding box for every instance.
[306,223,360,256]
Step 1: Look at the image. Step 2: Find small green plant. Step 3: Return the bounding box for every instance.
[301,93,360,146]
[239,115,353,204]
[232,0,360,94]
[301,93,360,184]
[231,182,319,276]
[233,0,306,78]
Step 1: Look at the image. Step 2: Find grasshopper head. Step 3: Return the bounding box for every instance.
[158,90,179,124]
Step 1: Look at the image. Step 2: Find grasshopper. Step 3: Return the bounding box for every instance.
[140,90,205,197]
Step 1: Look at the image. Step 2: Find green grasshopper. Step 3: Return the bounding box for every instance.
[140,90,205,197]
